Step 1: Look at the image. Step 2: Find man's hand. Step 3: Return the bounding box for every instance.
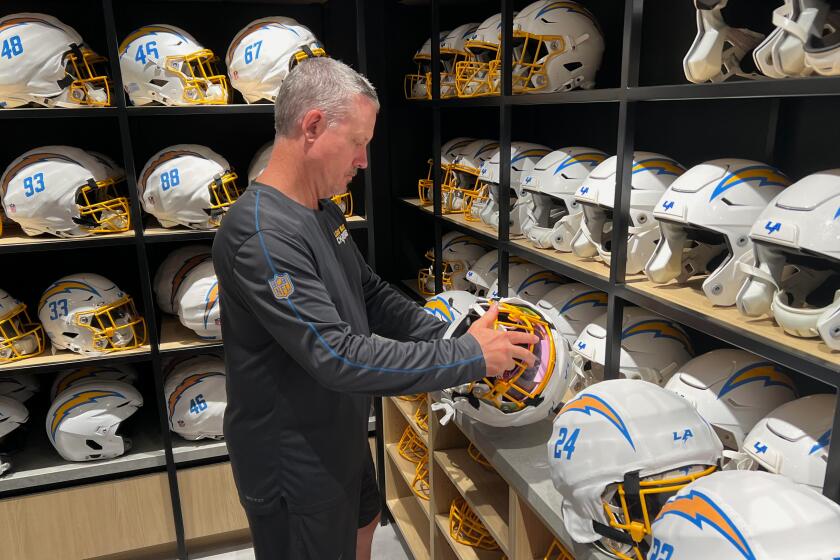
[466,302,539,378]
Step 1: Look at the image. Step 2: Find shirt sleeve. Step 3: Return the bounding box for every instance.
[230,228,485,396]
[353,244,449,342]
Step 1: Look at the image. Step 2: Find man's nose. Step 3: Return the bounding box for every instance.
[355,149,368,170]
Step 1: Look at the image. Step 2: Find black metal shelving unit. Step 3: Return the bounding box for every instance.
[0,1,374,558]
[370,0,840,514]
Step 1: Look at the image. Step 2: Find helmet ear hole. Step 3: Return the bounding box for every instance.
[86,439,102,451]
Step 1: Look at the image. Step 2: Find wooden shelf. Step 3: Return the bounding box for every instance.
[171,437,229,464]
[434,449,510,556]
[387,497,431,560]
[0,421,165,494]
[0,344,151,373]
[392,397,430,446]
[401,198,499,243]
[159,316,223,354]
[623,275,840,371]
[508,238,610,282]
[386,443,431,518]
[0,224,135,254]
[434,514,506,560]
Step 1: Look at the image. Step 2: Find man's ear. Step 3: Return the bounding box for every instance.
[301,109,326,143]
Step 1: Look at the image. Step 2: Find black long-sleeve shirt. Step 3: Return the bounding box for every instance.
[212,183,485,515]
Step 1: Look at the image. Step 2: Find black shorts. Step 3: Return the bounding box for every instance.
[246,449,381,559]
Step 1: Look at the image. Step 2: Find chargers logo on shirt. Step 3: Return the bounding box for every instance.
[269,272,294,300]
[334,223,349,245]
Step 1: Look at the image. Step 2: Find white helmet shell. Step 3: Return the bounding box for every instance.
[753,0,834,79]
[477,142,551,232]
[436,297,571,428]
[38,273,147,355]
[0,13,110,108]
[646,159,790,306]
[248,141,273,183]
[165,355,227,440]
[535,283,608,344]
[521,147,609,251]
[736,169,840,351]
[174,260,221,340]
[1,145,130,238]
[423,290,477,323]
[740,393,835,492]
[572,152,685,273]
[119,24,228,106]
[664,349,798,451]
[50,364,138,401]
[0,288,44,362]
[651,470,840,560]
[455,13,504,97]
[227,17,326,104]
[510,1,605,93]
[138,144,241,230]
[47,380,143,462]
[440,24,480,98]
[570,306,694,392]
[0,373,39,402]
[465,250,499,297]
[683,1,765,83]
[0,395,28,440]
[547,379,723,546]
[489,262,565,303]
[153,244,212,314]
[418,233,487,295]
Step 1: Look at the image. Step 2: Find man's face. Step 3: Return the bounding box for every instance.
[309,95,377,197]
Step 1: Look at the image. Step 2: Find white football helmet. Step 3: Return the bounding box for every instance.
[51,364,138,401]
[570,306,694,393]
[645,159,790,307]
[520,147,609,252]
[0,373,39,402]
[738,393,835,492]
[455,13,504,97]
[0,288,45,363]
[227,17,326,104]
[753,0,836,78]
[153,244,212,315]
[804,7,840,75]
[47,380,142,461]
[664,349,797,452]
[488,262,565,303]
[465,250,499,297]
[0,13,110,108]
[736,170,840,350]
[535,283,608,344]
[510,1,604,93]
[174,260,221,340]
[448,139,500,222]
[119,24,228,106]
[432,297,571,427]
[248,141,273,183]
[572,152,685,274]
[404,31,447,100]
[165,355,226,440]
[38,273,147,355]
[440,23,480,98]
[476,142,552,233]
[1,146,130,238]
[419,137,474,208]
[417,233,487,296]
[683,0,765,83]
[139,144,242,229]
[0,395,28,477]
[650,470,840,560]
[547,379,723,558]
[423,290,478,323]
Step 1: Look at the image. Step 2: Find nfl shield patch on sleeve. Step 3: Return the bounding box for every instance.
[269,272,294,300]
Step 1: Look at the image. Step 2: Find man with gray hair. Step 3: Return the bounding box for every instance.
[213,58,537,559]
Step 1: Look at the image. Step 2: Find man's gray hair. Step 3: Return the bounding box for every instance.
[274,58,379,138]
